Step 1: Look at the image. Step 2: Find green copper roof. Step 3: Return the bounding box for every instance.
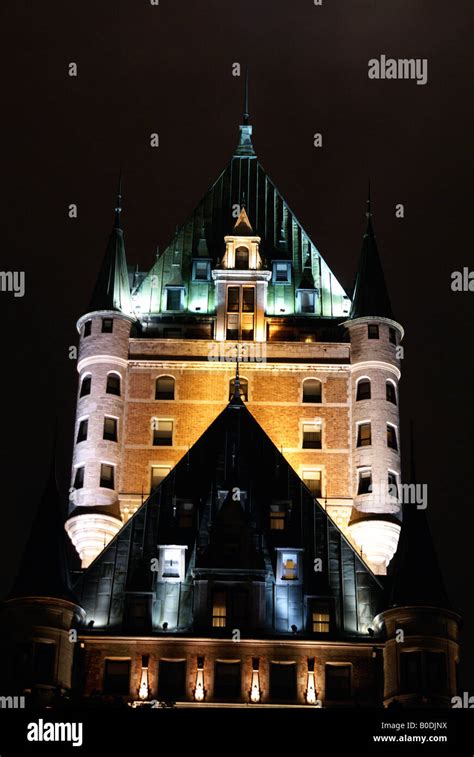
[350,195,393,320]
[133,123,350,319]
[88,191,134,315]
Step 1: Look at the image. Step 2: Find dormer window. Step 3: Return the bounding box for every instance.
[158,545,186,582]
[192,260,211,281]
[276,548,303,584]
[298,291,315,313]
[235,246,249,269]
[273,261,291,284]
[166,288,184,311]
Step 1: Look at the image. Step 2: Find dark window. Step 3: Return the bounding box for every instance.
[386,381,397,404]
[227,287,240,312]
[158,660,186,700]
[387,424,398,450]
[106,373,121,396]
[193,260,209,281]
[388,471,398,498]
[100,463,114,489]
[303,379,322,403]
[303,423,322,449]
[300,291,315,313]
[270,663,297,700]
[155,376,175,400]
[166,289,182,311]
[153,419,173,446]
[242,287,255,312]
[76,419,88,443]
[389,327,397,345]
[103,659,130,695]
[400,651,422,694]
[102,318,113,333]
[32,642,56,685]
[235,246,249,270]
[274,262,290,282]
[425,651,447,694]
[357,422,371,447]
[103,417,118,442]
[178,501,194,528]
[124,596,151,632]
[80,376,91,397]
[83,320,92,337]
[326,664,351,700]
[214,662,241,699]
[73,466,84,489]
[368,324,379,339]
[356,379,371,401]
[229,378,248,401]
[357,468,372,495]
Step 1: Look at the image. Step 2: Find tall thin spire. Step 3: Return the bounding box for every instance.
[366,179,372,219]
[234,68,255,158]
[114,170,122,229]
[243,68,249,125]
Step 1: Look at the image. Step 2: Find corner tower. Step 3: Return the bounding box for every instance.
[344,191,403,574]
[65,185,135,567]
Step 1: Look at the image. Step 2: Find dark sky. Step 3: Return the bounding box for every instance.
[2,0,473,686]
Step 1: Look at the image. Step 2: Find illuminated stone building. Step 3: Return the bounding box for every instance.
[0,103,461,708]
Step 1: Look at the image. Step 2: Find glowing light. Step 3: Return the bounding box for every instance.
[249,669,261,703]
[306,670,317,704]
[194,660,205,701]
[138,656,150,700]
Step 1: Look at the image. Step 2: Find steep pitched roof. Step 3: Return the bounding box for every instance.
[88,190,134,315]
[350,194,393,320]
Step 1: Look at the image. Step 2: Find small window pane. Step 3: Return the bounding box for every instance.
[153,419,173,446]
[194,261,209,281]
[103,417,118,442]
[235,247,249,270]
[387,424,398,450]
[100,464,114,489]
[389,327,397,345]
[166,289,182,311]
[312,607,330,633]
[356,379,371,401]
[227,287,240,312]
[357,469,372,495]
[212,592,227,627]
[357,422,371,447]
[102,318,113,333]
[303,423,321,449]
[303,379,321,403]
[77,419,88,443]
[281,552,298,581]
[270,504,286,530]
[151,465,170,490]
[156,376,175,400]
[388,471,398,498]
[106,374,121,396]
[368,324,379,339]
[300,291,315,313]
[80,376,91,397]
[302,470,321,497]
[162,548,180,578]
[73,466,84,489]
[83,320,92,337]
[242,288,255,312]
[386,381,397,404]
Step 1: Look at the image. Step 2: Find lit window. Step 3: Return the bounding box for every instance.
[157,546,186,582]
[356,379,371,401]
[103,417,118,442]
[80,375,91,397]
[166,289,183,311]
[150,465,171,491]
[357,422,371,447]
[106,373,121,396]
[229,378,248,401]
[302,470,322,497]
[156,376,175,400]
[212,591,227,627]
[153,419,173,446]
[273,261,291,284]
[368,324,379,339]
[386,381,397,405]
[103,659,130,695]
[76,419,88,443]
[325,664,351,700]
[312,606,330,633]
[270,503,286,530]
[387,424,398,450]
[192,260,210,281]
[73,466,84,489]
[389,327,397,345]
[102,318,113,333]
[388,471,398,498]
[281,552,299,581]
[83,320,92,338]
[303,422,322,449]
[235,246,249,270]
[303,379,322,403]
[357,468,372,495]
[100,463,115,489]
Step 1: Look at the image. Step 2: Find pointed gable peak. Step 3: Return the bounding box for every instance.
[232,205,254,236]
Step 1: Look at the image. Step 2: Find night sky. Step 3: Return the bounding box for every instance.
[2,1,473,687]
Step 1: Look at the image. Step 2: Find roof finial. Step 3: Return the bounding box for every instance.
[114,170,122,228]
[366,179,372,219]
[241,190,247,209]
[231,346,242,401]
[243,68,249,125]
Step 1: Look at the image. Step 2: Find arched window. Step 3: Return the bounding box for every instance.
[302,378,322,404]
[229,378,248,402]
[235,246,249,270]
[106,372,121,396]
[356,378,371,401]
[386,380,397,405]
[155,375,175,400]
[80,375,91,397]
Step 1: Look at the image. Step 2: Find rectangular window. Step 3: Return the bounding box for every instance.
[32,642,56,685]
[212,591,227,627]
[214,662,241,699]
[273,262,291,283]
[302,422,322,449]
[270,503,286,530]
[103,659,130,695]
[83,320,92,337]
[155,376,175,400]
[311,605,330,633]
[302,470,322,497]
[178,500,194,528]
[388,471,398,498]
[389,327,397,344]
[102,318,113,333]
[425,651,447,693]
[153,420,173,446]
[386,382,397,404]
[76,419,88,443]
[192,260,210,281]
[300,291,315,313]
[399,651,422,694]
[242,287,255,312]
[166,289,182,311]
[325,664,351,700]
[124,596,150,632]
[357,468,372,495]
[106,374,121,396]
[227,287,240,312]
[100,463,114,489]
[103,417,118,442]
[162,548,181,578]
[281,552,299,581]
[151,465,171,490]
[80,376,91,397]
[270,663,297,701]
[387,424,398,450]
[73,466,84,489]
[158,660,186,700]
[356,379,371,401]
[368,324,379,339]
[357,422,371,447]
